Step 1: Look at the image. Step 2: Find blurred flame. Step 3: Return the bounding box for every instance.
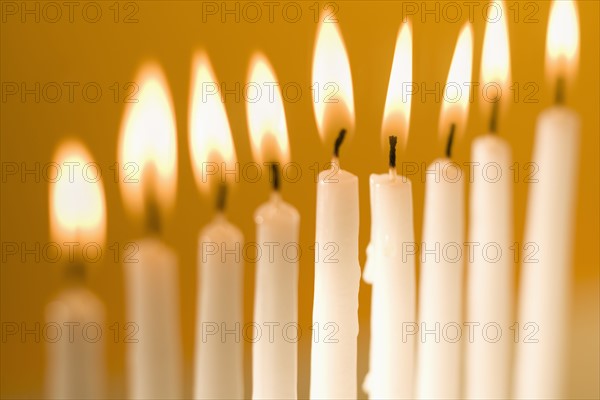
[480,1,511,102]
[312,15,355,142]
[189,52,237,193]
[439,23,473,140]
[546,0,579,82]
[246,53,290,164]
[49,140,106,248]
[118,62,177,218]
[382,22,412,149]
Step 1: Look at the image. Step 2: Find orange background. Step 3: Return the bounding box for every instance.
[1,1,598,398]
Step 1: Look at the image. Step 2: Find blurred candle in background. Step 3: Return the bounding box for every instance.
[363,22,416,400]
[46,140,107,399]
[246,53,300,400]
[415,23,472,400]
[464,1,513,398]
[513,1,581,398]
[118,63,182,399]
[310,15,361,399]
[188,52,244,400]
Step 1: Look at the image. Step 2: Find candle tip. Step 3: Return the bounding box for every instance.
[445,124,456,158]
[270,163,280,191]
[388,135,398,168]
[216,182,227,212]
[333,129,347,158]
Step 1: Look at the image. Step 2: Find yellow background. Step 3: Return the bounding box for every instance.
[1,1,598,398]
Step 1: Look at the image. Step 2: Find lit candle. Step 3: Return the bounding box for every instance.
[188,52,244,400]
[513,1,580,397]
[118,63,182,399]
[363,22,416,400]
[46,140,107,399]
[246,53,300,399]
[310,16,360,399]
[464,2,513,398]
[415,23,473,400]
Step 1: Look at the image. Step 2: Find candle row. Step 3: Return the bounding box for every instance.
[45,0,580,399]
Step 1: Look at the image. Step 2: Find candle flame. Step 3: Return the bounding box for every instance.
[438,23,473,141]
[49,140,106,248]
[546,0,579,84]
[246,52,290,164]
[118,62,177,218]
[480,1,511,104]
[312,15,355,143]
[382,22,412,149]
[189,52,237,193]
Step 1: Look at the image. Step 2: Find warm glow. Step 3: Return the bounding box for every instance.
[312,14,355,142]
[118,62,177,218]
[439,23,473,140]
[49,140,106,247]
[480,1,511,102]
[189,52,237,193]
[546,0,580,82]
[246,52,290,164]
[382,22,412,149]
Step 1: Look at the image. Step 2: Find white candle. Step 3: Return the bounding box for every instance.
[311,154,360,399]
[253,191,299,399]
[45,285,106,399]
[47,141,107,399]
[310,15,358,398]
[117,63,182,399]
[364,170,416,399]
[245,53,299,399]
[189,52,245,399]
[124,237,182,399]
[464,135,513,398]
[363,22,415,399]
[195,212,245,399]
[513,2,580,397]
[415,158,465,399]
[464,3,513,397]
[415,23,472,400]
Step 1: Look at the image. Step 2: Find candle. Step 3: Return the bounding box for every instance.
[118,63,182,399]
[415,23,472,400]
[513,1,580,397]
[310,16,360,399]
[196,207,245,399]
[246,53,300,399]
[464,2,513,398]
[363,22,416,400]
[46,141,107,399]
[188,52,244,399]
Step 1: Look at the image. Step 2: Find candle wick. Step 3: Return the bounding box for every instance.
[489,100,499,134]
[555,76,566,105]
[388,135,398,169]
[333,129,347,159]
[145,191,161,235]
[445,123,456,158]
[270,163,280,192]
[215,182,227,212]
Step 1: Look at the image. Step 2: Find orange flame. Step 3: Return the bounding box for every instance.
[438,23,473,141]
[382,22,413,149]
[49,140,106,248]
[312,15,355,143]
[189,52,237,193]
[246,52,290,164]
[118,62,178,218]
